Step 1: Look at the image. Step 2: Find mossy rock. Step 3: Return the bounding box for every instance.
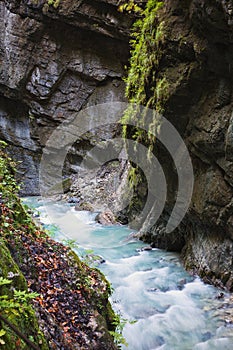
[0,145,117,348]
[0,239,49,350]
[0,238,27,293]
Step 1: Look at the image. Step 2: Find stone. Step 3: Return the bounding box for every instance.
[226,112,233,161]
[142,246,153,251]
[67,197,79,204]
[95,209,116,225]
[75,201,94,212]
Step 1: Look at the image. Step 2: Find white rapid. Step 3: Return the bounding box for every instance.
[23,197,233,350]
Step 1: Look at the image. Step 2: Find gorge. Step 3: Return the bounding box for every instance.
[1,0,233,348]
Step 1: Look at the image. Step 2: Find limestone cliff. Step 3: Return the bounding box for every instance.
[0,0,131,194]
[123,0,233,291]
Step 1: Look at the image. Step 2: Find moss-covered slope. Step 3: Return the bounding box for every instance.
[0,142,116,349]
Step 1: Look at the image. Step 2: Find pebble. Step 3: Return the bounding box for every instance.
[68,197,79,203]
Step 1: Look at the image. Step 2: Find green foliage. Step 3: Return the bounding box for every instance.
[0,141,37,235]
[41,0,61,13]
[62,238,79,249]
[0,329,6,345]
[13,290,39,304]
[62,240,105,267]
[122,0,168,139]
[45,224,60,238]
[0,277,12,287]
[0,143,19,193]
[121,1,168,190]
[118,0,142,14]
[128,166,141,189]
[47,0,60,8]
[109,314,137,347]
[0,276,41,347]
[0,278,39,317]
[125,0,165,108]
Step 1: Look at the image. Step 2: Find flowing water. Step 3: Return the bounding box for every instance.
[23,197,233,350]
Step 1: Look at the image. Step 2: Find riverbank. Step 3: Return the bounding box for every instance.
[0,146,117,349]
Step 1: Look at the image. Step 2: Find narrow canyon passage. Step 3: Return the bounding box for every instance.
[1,0,233,348]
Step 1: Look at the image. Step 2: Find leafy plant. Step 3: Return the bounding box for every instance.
[0,144,20,193]
[62,239,79,249]
[0,277,12,286]
[0,329,6,345]
[42,0,61,13]
[121,1,167,192]
[13,290,39,304]
[109,313,137,347]
[45,224,59,238]
[124,0,165,110]
[48,0,60,8]
[118,0,142,14]
[0,278,39,318]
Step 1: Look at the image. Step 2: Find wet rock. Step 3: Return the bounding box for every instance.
[216,292,225,300]
[95,209,117,225]
[177,279,187,290]
[202,332,212,342]
[116,212,129,225]
[67,197,79,204]
[226,113,233,162]
[142,246,153,251]
[75,202,94,212]
[136,246,153,252]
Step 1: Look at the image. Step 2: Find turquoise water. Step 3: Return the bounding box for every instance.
[23,197,233,350]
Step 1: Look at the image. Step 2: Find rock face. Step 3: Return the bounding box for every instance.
[123,0,233,290]
[0,0,131,194]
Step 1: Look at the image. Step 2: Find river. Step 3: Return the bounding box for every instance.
[23,197,233,350]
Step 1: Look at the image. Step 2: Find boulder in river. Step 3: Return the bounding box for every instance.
[95,209,117,225]
[75,202,94,212]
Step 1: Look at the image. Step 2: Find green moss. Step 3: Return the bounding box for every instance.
[128,166,141,189]
[121,1,171,198]
[0,144,49,349]
[121,0,171,137]
[0,239,27,292]
[118,0,143,14]
[125,0,165,109]
[67,249,115,329]
[0,240,49,350]
[0,142,117,347]
[47,0,60,8]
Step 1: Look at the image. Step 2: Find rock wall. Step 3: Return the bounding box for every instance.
[0,0,130,194]
[123,0,233,291]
